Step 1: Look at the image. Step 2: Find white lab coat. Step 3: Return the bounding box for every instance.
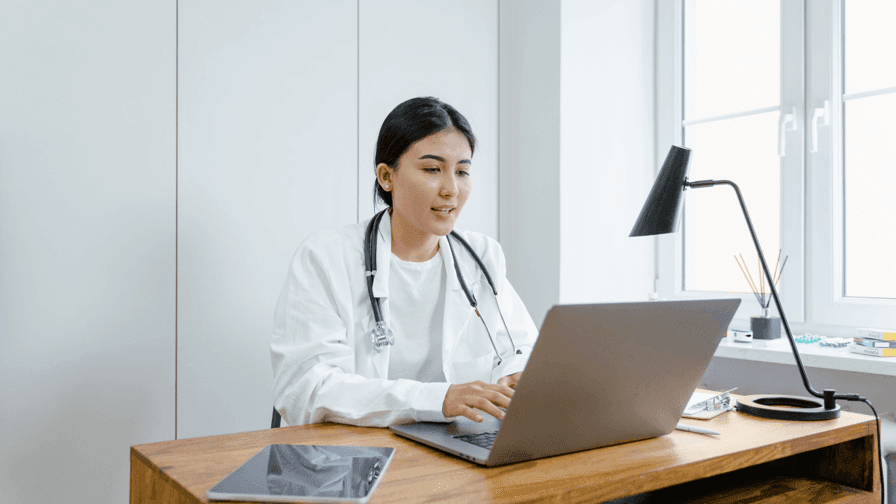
[271,212,538,427]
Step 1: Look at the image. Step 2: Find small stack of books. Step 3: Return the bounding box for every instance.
[848,328,896,357]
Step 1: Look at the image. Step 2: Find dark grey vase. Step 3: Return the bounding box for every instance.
[750,315,781,340]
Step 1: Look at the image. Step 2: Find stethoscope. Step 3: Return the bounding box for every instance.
[364,209,521,364]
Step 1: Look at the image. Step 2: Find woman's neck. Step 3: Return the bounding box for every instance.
[390,210,440,262]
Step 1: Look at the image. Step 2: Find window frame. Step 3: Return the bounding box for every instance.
[656,0,896,337]
[806,0,896,329]
[656,0,805,326]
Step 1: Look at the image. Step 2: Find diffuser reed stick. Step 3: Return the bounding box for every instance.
[735,250,788,310]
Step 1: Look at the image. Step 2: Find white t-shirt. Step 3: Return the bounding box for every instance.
[386,250,448,383]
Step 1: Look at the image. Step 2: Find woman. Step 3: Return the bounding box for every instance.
[271,97,538,427]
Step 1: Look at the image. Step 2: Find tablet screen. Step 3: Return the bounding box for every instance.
[207,444,395,503]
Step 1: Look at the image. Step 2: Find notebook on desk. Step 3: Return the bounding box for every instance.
[390,299,741,466]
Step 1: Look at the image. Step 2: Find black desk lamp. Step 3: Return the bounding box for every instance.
[630,145,858,421]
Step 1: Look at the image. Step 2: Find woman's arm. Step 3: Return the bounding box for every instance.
[271,236,451,427]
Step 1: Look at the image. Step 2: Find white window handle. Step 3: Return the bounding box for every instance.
[810,100,830,153]
[778,106,797,157]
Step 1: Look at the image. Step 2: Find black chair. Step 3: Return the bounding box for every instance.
[271,406,281,428]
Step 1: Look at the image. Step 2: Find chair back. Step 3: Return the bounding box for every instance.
[271,406,281,428]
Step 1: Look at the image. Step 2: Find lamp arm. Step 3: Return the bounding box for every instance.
[686,179,825,401]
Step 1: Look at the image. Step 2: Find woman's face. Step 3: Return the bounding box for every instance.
[378,128,473,241]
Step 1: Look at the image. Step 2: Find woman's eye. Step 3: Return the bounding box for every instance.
[423,167,440,173]
[458,170,471,177]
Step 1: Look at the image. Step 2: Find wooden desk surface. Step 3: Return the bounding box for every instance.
[131,396,880,503]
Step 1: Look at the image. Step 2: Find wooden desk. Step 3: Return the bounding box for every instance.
[131,403,880,503]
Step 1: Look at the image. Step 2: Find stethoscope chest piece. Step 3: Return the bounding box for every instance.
[370,321,395,352]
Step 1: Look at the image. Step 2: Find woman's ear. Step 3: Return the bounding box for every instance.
[376,163,393,191]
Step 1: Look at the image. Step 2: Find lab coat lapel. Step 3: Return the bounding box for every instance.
[440,234,476,368]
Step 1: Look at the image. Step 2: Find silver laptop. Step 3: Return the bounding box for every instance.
[390,299,740,466]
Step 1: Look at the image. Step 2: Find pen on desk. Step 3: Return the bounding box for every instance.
[675,423,721,436]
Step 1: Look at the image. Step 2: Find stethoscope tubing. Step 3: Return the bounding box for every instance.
[364,209,386,323]
[445,232,504,361]
[364,209,519,362]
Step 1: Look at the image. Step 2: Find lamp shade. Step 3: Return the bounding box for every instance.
[629,145,692,237]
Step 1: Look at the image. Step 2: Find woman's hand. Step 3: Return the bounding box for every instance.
[442,381,514,422]
[497,372,522,390]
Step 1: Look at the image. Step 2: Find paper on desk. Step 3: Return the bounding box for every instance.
[684,391,718,415]
[682,389,736,420]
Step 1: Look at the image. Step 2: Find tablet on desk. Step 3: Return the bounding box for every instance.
[206,444,395,504]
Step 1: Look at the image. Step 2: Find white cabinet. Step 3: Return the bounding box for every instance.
[0,2,503,502]
[0,2,176,503]
[358,0,499,238]
[176,0,501,439]
[176,0,359,439]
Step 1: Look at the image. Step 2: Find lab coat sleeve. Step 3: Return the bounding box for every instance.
[271,235,452,427]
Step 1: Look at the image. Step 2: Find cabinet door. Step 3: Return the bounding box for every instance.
[358,0,499,238]
[0,2,176,503]
[177,0,358,438]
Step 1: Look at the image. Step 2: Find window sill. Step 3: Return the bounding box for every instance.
[714,337,896,378]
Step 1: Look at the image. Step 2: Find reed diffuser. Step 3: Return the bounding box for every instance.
[735,250,788,343]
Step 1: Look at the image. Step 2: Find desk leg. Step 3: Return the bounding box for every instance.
[130,449,195,504]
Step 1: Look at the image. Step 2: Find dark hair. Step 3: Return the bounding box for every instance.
[374,97,477,207]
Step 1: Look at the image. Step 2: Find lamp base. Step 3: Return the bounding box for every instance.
[736,394,841,421]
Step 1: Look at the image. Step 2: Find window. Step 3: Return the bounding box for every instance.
[657,0,896,331]
[841,0,896,299]
[681,0,784,296]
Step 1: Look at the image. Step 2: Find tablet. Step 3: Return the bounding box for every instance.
[206,444,395,503]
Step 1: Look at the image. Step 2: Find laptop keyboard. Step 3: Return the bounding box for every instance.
[453,431,498,450]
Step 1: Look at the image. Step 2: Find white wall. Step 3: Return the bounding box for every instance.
[499,0,656,327]
[559,0,655,305]
[176,0,359,440]
[0,1,176,503]
[177,0,501,440]
[499,0,562,326]
[1,1,503,501]
[358,0,499,238]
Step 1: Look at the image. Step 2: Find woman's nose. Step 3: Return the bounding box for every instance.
[440,173,458,196]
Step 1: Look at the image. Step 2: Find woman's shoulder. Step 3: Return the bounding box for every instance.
[295,220,366,259]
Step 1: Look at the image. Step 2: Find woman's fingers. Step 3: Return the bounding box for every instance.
[498,372,522,389]
[443,381,516,421]
[484,388,512,409]
[459,405,483,423]
[464,394,503,421]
